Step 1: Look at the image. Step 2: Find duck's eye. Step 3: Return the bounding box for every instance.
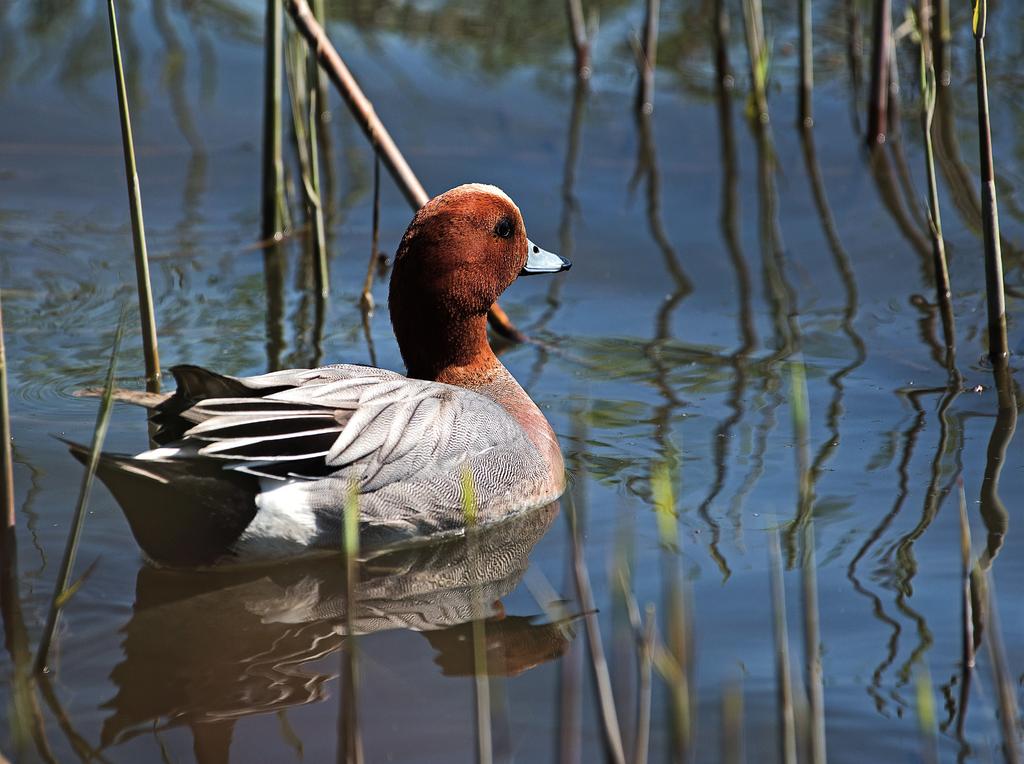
[494,217,513,239]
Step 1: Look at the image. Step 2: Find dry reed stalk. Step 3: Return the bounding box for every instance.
[107,0,160,392]
[798,0,813,127]
[866,0,891,145]
[565,0,591,80]
[970,0,1009,363]
[34,310,126,673]
[284,0,525,342]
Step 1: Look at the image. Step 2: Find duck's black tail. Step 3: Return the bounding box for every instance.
[63,439,259,567]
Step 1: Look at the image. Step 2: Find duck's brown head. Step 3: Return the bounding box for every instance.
[388,184,569,383]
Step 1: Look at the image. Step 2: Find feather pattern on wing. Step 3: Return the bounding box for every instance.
[145,364,557,554]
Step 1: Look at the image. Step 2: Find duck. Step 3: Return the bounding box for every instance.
[72,184,571,567]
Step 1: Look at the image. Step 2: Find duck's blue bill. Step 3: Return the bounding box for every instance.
[522,240,572,275]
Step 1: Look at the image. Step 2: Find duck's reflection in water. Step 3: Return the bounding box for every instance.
[100,502,568,754]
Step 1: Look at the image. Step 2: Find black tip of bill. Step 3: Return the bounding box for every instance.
[521,239,571,275]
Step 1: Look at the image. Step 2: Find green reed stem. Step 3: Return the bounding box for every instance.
[107,0,160,393]
[741,0,769,124]
[789,359,826,764]
[34,308,126,674]
[970,0,1009,363]
[915,666,938,764]
[0,290,13,530]
[919,24,955,357]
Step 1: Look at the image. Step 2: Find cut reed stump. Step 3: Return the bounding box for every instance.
[284,0,526,342]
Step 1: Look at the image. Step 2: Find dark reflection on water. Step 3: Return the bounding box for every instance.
[2,0,1024,761]
[102,503,565,751]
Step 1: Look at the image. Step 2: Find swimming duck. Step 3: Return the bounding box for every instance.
[74,184,571,566]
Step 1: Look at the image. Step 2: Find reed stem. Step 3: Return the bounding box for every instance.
[955,479,974,738]
[741,0,769,124]
[768,530,797,764]
[636,0,659,115]
[340,483,363,764]
[360,155,381,313]
[107,0,160,393]
[568,493,626,764]
[915,667,938,764]
[970,0,1009,363]
[981,573,1021,763]
[34,310,126,673]
[308,90,329,298]
[798,0,813,127]
[866,0,891,145]
[0,290,13,530]
[261,0,286,240]
[918,15,954,356]
[565,0,591,80]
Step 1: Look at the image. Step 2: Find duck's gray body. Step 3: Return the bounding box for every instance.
[81,364,559,566]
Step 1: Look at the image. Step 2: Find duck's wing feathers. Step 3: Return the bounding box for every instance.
[160,364,533,489]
